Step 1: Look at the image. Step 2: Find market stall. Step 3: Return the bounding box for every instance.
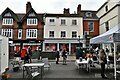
[0,35,9,74]
[90,23,120,79]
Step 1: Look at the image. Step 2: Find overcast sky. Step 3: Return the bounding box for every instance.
[0,0,108,14]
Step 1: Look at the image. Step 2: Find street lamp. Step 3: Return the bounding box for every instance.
[78,35,80,47]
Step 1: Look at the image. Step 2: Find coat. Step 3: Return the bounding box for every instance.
[99,49,107,64]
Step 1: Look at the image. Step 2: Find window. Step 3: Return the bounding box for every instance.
[18,29,22,39]
[2,29,13,38]
[105,22,109,31]
[28,13,35,16]
[49,31,54,38]
[2,18,13,25]
[4,13,12,16]
[105,5,108,12]
[72,19,77,25]
[49,19,55,26]
[88,22,94,32]
[49,19,55,23]
[72,31,77,38]
[26,29,37,38]
[61,31,66,38]
[85,12,92,17]
[27,18,38,25]
[61,19,66,25]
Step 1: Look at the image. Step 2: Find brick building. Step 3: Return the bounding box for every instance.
[0,2,44,58]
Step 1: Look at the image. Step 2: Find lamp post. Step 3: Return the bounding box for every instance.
[78,35,80,47]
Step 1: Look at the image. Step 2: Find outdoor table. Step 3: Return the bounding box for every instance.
[75,59,90,72]
[22,63,44,79]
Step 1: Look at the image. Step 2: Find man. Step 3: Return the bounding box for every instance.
[56,50,60,64]
[99,49,107,79]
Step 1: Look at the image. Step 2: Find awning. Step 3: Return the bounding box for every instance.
[90,23,120,44]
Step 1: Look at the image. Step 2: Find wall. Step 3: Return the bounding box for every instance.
[44,17,83,38]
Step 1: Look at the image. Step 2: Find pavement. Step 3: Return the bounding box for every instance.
[0,55,120,80]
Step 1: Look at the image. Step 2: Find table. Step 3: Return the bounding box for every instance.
[75,59,90,72]
[22,63,44,79]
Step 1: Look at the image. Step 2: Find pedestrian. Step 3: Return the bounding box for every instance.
[55,50,60,64]
[62,48,67,65]
[24,49,30,63]
[27,46,32,63]
[99,49,107,79]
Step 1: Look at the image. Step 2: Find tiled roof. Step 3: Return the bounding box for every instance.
[0,7,98,22]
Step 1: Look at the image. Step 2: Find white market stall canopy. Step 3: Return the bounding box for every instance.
[0,35,9,74]
[90,23,120,44]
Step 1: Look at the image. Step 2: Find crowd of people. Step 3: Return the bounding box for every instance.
[14,45,115,79]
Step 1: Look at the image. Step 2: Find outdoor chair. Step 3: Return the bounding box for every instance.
[42,58,50,70]
[24,66,40,79]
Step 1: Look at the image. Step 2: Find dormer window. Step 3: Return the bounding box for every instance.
[27,18,38,25]
[85,12,92,17]
[2,18,13,25]
[28,13,35,16]
[4,12,12,16]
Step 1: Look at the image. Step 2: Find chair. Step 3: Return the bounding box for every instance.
[42,58,50,70]
[24,66,40,79]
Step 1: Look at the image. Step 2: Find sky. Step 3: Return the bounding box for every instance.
[0,0,108,14]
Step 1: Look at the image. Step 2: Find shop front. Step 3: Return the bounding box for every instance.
[43,39,83,55]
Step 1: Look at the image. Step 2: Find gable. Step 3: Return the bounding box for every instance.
[1,7,19,21]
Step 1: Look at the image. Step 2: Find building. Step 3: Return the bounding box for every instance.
[0,2,44,58]
[43,4,99,54]
[0,2,99,57]
[43,5,83,54]
[96,0,120,50]
[82,10,99,48]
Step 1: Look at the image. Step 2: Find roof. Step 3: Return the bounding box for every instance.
[42,10,98,19]
[81,10,98,19]
[0,7,44,23]
[43,13,82,17]
[1,7,20,21]
[0,7,98,22]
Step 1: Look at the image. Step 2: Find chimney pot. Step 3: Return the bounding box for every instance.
[77,4,81,15]
[26,2,32,13]
[63,8,70,15]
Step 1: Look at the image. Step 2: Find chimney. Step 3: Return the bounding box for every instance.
[77,4,81,15]
[26,2,32,13]
[63,8,70,15]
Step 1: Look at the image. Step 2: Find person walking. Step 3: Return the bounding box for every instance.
[99,49,107,79]
[56,50,60,64]
[27,46,32,63]
[62,48,67,65]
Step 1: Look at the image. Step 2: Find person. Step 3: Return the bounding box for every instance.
[27,46,32,63]
[24,49,30,63]
[55,50,60,64]
[62,48,67,65]
[99,49,107,79]
[78,47,84,58]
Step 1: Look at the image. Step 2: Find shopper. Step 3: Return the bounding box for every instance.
[99,49,107,79]
[62,48,67,65]
[56,50,60,64]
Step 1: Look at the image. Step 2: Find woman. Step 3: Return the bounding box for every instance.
[62,48,67,65]
[99,49,107,79]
